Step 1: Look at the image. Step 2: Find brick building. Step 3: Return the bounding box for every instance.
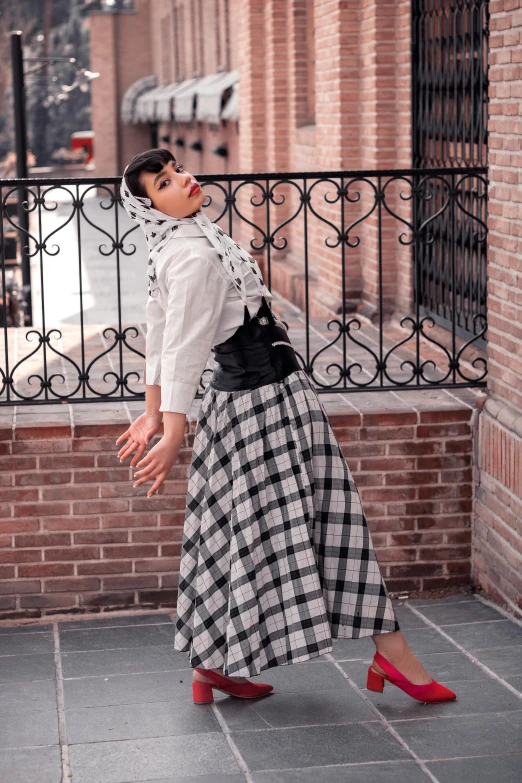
[88,0,522,616]
[0,1,519,620]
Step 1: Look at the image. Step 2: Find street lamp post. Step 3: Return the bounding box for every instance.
[9,31,32,325]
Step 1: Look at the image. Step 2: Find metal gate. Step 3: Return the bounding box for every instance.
[411,0,489,345]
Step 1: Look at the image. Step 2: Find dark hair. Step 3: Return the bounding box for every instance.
[124,148,175,199]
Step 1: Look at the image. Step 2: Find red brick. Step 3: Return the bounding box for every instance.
[44,547,100,561]
[15,472,72,486]
[103,545,158,559]
[77,560,133,575]
[43,516,100,531]
[14,533,71,548]
[16,503,70,518]
[18,563,74,577]
[43,578,100,592]
[102,575,158,590]
[72,500,128,515]
[74,531,128,545]
[0,579,41,595]
[0,519,40,534]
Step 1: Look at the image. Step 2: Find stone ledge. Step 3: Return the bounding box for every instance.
[0,387,483,438]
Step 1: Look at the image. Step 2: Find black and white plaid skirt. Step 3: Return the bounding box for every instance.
[173,368,398,677]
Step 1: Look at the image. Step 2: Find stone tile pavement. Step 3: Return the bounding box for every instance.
[0,594,521,783]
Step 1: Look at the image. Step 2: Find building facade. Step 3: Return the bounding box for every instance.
[84,0,522,617]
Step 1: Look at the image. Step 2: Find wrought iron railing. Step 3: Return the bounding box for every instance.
[0,167,487,406]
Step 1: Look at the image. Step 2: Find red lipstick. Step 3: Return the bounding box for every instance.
[189,183,201,197]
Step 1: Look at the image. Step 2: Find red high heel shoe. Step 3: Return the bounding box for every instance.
[366,651,456,703]
[192,668,274,704]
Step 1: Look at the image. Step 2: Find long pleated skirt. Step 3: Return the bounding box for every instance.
[173,368,399,677]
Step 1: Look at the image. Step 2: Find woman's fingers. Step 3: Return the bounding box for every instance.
[119,441,138,462]
[133,460,157,485]
[115,429,130,446]
[147,472,166,497]
[129,443,147,468]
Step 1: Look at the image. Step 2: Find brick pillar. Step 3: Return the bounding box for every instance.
[473,0,522,617]
[88,0,152,177]
[89,12,120,177]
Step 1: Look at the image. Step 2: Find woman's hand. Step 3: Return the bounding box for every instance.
[115,410,163,468]
[132,434,182,497]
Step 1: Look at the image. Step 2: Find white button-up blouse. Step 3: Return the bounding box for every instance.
[145,223,274,415]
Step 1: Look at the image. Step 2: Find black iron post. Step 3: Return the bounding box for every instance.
[10,30,32,325]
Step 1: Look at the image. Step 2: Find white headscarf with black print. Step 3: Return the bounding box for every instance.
[119,172,271,315]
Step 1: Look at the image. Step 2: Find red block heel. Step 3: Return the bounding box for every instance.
[366,665,385,693]
[192,681,214,704]
[366,651,456,704]
[192,668,273,703]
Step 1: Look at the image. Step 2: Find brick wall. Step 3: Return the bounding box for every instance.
[473,0,522,618]
[0,404,474,619]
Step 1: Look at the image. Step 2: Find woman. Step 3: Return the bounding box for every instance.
[116,149,456,706]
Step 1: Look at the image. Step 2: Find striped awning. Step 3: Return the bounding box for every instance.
[155,78,200,123]
[121,74,157,124]
[220,80,239,122]
[174,73,224,123]
[134,84,173,123]
[195,70,239,124]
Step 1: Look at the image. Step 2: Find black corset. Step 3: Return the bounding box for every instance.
[209,295,301,392]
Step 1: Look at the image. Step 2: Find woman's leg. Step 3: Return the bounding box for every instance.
[371,630,432,685]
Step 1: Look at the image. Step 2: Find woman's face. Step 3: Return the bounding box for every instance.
[139,160,206,218]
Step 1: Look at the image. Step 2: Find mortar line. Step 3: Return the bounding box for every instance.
[405,603,522,699]
[52,623,72,783]
[326,655,440,782]
[211,700,254,783]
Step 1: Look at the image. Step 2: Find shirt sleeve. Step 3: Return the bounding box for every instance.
[159,245,230,415]
[145,295,165,386]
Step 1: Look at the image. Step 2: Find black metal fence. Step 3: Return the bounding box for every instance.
[0,167,487,406]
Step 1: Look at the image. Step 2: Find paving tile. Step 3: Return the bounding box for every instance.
[391,604,430,630]
[391,711,522,760]
[0,624,53,636]
[63,669,193,709]
[331,635,375,660]
[0,678,57,712]
[471,645,522,678]
[427,753,522,783]
[66,698,219,743]
[231,723,409,770]
[408,594,476,607]
[339,651,490,689]
[0,652,55,684]
[68,733,240,783]
[0,633,54,657]
[412,600,506,626]
[505,675,522,692]
[252,760,427,782]
[61,645,189,678]
[137,777,247,783]
[359,676,521,721]
[0,746,62,783]
[58,612,173,631]
[59,623,175,652]
[216,687,375,730]
[243,660,346,694]
[441,620,522,651]
[0,708,59,749]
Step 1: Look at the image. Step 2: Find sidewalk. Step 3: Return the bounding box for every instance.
[1,594,521,783]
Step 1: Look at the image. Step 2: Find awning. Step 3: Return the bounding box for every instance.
[121,74,157,124]
[134,84,173,123]
[220,81,239,122]
[174,73,224,123]
[195,70,239,123]
[155,78,200,123]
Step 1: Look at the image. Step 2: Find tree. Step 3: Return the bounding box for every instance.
[0,0,92,166]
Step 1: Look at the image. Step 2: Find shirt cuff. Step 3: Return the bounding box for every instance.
[159,378,200,415]
[145,358,162,386]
